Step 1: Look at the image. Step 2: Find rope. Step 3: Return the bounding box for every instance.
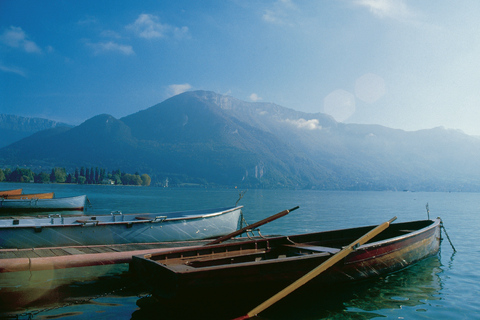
[440,221,456,252]
[86,197,93,210]
[235,190,247,206]
[240,213,249,229]
[286,236,296,245]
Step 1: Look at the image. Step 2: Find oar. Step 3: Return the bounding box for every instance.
[233,216,397,320]
[206,206,299,245]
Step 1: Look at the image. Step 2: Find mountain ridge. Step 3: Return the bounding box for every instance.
[1,91,479,191]
[0,114,72,149]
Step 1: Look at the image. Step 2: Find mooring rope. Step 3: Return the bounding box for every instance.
[236,190,247,206]
[440,220,456,252]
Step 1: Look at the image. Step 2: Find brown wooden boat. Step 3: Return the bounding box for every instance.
[131,218,441,309]
[0,189,22,197]
[1,192,54,199]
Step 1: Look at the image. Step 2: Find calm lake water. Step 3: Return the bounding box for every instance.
[0,182,479,319]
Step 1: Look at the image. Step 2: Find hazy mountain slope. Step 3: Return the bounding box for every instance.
[0,114,142,170]
[0,114,72,148]
[121,91,331,186]
[1,91,480,190]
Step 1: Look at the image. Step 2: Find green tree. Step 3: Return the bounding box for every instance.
[112,174,122,185]
[121,173,142,185]
[9,168,34,182]
[0,169,4,182]
[100,168,106,182]
[3,168,12,180]
[35,172,50,183]
[77,176,86,184]
[141,174,151,186]
[53,167,67,183]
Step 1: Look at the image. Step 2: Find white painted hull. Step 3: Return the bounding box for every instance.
[0,195,86,213]
[0,206,242,249]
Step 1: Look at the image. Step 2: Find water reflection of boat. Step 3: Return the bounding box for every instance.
[342,256,443,314]
[0,264,135,314]
[242,255,443,320]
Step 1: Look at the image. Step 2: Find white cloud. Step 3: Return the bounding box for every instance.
[100,30,122,39]
[249,93,262,102]
[284,118,322,130]
[0,26,42,53]
[87,41,134,55]
[262,0,299,26]
[127,14,189,39]
[173,26,189,39]
[353,0,414,21]
[0,64,27,77]
[168,83,192,96]
[78,16,98,25]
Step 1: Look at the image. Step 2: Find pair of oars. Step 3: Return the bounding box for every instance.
[233,216,397,319]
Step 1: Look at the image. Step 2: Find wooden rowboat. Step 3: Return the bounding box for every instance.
[0,195,86,214]
[131,218,441,311]
[0,189,22,197]
[1,192,55,199]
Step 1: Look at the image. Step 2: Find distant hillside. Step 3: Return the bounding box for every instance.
[1,91,480,190]
[0,114,71,148]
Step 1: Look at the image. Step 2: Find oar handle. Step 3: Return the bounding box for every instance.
[206,206,299,245]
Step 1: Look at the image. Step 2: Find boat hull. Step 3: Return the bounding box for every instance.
[1,192,55,200]
[131,219,441,301]
[0,195,86,213]
[0,206,242,248]
[0,189,22,197]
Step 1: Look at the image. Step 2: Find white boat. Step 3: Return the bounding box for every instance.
[0,195,87,213]
[0,206,243,249]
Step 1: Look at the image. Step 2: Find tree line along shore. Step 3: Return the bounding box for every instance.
[0,167,151,186]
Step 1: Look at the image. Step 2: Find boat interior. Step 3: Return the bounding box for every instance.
[149,219,436,269]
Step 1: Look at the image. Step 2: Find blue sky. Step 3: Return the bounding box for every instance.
[1,0,480,135]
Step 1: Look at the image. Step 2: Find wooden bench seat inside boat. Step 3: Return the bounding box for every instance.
[183,249,268,267]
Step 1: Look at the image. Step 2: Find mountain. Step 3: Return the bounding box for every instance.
[0,114,72,149]
[1,91,480,190]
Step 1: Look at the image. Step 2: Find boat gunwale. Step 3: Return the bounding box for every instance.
[0,194,86,203]
[0,205,243,229]
[356,217,440,250]
[142,218,441,273]
[0,192,55,199]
